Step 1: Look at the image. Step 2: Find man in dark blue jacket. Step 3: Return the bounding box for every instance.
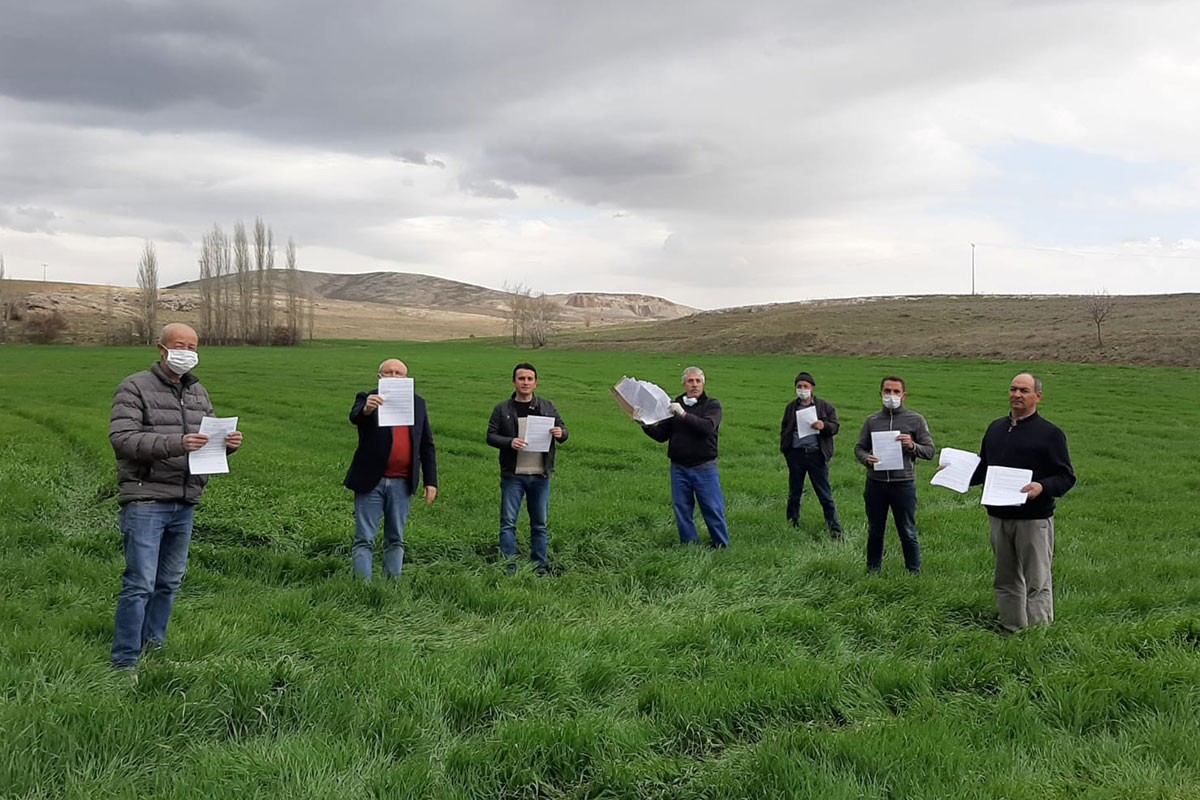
[970,373,1075,632]
[344,359,438,581]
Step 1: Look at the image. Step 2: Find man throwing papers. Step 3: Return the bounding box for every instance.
[970,373,1075,633]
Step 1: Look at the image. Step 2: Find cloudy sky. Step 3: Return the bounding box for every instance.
[2,1,1198,309]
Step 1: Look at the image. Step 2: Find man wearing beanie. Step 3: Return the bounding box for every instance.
[779,371,843,539]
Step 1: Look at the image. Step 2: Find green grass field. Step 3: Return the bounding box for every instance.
[2,342,1199,799]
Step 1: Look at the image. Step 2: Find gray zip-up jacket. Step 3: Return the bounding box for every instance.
[110,363,216,505]
[854,405,935,482]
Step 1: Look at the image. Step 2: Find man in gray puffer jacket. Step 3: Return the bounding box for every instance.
[854,375,935,575]
[108,323,243,672]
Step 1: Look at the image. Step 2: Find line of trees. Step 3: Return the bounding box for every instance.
[195,218,313,345]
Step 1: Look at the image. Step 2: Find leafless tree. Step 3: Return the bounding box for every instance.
[305,291,316,342]
[26,309,69,344]
[136,240,159,344]
[284,237,302,345]
[1083,290,1114,348]
[0,253,8,344]
[233,222,252,343]
[253,217,275,344]
[523,292,559,349]
[102,286,114,345]
[502,281,559,348]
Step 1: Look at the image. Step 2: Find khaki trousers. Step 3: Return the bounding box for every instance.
[989,516,1054,632]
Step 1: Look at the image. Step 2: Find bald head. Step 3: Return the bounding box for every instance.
[378,359,408,378]
[159,323,198,349]
[1008,373,1043,418]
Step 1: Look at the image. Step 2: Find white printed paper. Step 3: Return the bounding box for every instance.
[522,415,555,453]
[930,447,982,493]
[377,378,415,427]
[795,405,819,434]
[188,416,238,475]
[613,377,673,425]
[871,430,904,471]
[982,466,1033,506]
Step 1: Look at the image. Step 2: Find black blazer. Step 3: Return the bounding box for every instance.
[343,390,437,495]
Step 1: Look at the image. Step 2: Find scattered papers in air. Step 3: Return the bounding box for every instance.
[189,416,238,475]
[522,415,555,453]
[982,466,1033,506]
[870,430,904,471]
[795,405,819,434]
[377,378,415,427]
[930,447,981,493]
[612,377,673,425]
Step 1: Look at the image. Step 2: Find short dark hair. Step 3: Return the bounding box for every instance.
[512,363,537,380]
[880,375,906,391]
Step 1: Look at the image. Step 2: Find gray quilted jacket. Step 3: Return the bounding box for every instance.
[110,363,216,505]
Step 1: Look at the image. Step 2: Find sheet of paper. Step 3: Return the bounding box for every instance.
[377,377,415,427]
[188,416,238,475]
[982,466,1034,506]
[871,430,904,471]
[612,376,672,424]
[930,447,982,493]
[795,406,819,434]
[522,415,555,453]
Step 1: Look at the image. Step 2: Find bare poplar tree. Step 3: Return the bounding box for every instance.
[102,286,114,345]
[197,252,213,341]
[252,218,276,344]
[284,237,302,345]
[233,222,251,343]
[1083,290,1114,348]
[207,225,233,345]
[136,240,159,344]
[305,291,316,342]
[0,253,8,344]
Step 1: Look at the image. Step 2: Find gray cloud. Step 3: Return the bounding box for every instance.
[0,1,1197,304]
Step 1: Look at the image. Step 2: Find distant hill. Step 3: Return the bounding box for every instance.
[169,270,695,323]
[557,293,1200,367]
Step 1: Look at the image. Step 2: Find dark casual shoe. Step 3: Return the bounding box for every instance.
[505,561,518,575]
[830,529,843,542]
[533,565,550,577]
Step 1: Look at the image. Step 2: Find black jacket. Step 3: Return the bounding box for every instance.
[970,412,1075,519]
[343,390,437,495]
[486,395,568,477]
[779,396,839,461]
[643,393,722,467]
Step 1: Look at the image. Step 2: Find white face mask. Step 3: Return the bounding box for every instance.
[796,389,812,401]
[164,348,199,375]
[682,396,698,407]
[881,394,902,410]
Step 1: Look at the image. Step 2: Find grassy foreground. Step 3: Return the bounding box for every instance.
[1,342,1199,799]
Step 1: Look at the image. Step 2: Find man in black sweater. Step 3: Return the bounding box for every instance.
[970,373,1075,632]
[642,366,730,548]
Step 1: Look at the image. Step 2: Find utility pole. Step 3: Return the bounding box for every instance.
[42,263,47,282]
[970,243,975,295]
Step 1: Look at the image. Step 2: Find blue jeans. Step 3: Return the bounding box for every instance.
[864,480,921,573]
[112,501,195,667]
[353,478,414,580]
[500,475,550,568]
[670,463,730,548]
[784,447,841,532]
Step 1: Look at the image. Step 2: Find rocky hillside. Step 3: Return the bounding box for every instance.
[169,270,694,323]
